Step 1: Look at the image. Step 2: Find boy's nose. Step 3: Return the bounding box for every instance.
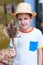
[21,20,25,24]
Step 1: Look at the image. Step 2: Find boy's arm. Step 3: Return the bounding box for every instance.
[38,48,42,65]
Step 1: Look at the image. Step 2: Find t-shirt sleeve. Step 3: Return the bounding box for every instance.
[9,39,13,48]
[38,31,43,49]
[9,38,18,48]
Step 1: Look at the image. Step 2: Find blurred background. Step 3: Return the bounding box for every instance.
[0,0,43,34]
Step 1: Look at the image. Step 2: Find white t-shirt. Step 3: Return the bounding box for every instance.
[9,27,43,65]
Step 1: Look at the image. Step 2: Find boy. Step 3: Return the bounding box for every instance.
[10,2,43,65]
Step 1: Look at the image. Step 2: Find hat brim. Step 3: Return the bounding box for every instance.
[11,12,37,18]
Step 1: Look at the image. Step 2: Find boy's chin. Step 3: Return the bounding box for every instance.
[22,26,28,30]
[21,27,26,29]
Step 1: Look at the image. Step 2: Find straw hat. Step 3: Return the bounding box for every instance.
[11,2,37,18]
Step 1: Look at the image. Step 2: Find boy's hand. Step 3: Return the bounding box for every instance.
[9,48,16,57]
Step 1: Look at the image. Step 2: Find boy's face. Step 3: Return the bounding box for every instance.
[17,13,32,30]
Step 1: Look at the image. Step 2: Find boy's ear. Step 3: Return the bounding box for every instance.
[30,17,33,21]
[31,16,33,19]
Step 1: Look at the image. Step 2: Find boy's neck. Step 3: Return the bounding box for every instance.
[20,27,34,33]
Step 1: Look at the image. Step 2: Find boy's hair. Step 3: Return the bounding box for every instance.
[16,13,32,18]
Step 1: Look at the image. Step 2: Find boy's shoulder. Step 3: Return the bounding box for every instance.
[33,27,42,35]
[17,27,42,37]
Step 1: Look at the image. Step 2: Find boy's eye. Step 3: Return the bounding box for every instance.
[24,18,27,20]
[18,18,28,21]
[18,18,22,21]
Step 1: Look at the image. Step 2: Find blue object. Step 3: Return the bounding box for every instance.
[29,41,38,51]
